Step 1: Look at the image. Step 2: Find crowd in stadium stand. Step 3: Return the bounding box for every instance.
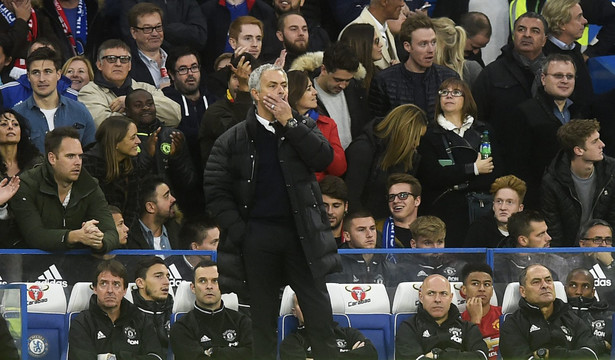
[0,0,615,358]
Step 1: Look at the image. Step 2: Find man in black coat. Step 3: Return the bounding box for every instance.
[396,274,489,360]
[508,53,585,208]
[68,260,163,359]
[500,264,608,359]
[204,63,341,360]
[541,119,615,247]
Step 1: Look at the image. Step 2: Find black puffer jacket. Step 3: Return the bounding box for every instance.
[396,303,488,360]
[204,107,341,297]
[131,288,174,352]
[369,63,459,121]
[540,151,615,247]
[568,296,613,344]
[500,298,608,359]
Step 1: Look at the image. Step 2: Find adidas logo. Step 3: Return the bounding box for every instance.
[529,325,541,333]
[200,335,211,342]
[417,270,429,278]
[423,330,431,338]
[97,331,106,340]
[168,264,183,288]
[36,265,67,287]
[0,275,6,285]
[589,264,612,287]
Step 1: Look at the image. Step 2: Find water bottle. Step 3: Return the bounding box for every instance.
[480,130,491,160]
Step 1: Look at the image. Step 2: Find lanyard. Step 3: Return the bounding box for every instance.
[53,0,87,55]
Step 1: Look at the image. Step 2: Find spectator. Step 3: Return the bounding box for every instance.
[565,268,613,348]
[9,127,119,251]
[292,41,369,149]
[327,210,396,287]
[576,219,615,311]
[287,69,346,180]
[499,264,608,359]
[82,115,152,231]
[460,263,502,360]
[399,215,468,282]
[204,64,340,359]
[473,12,547,163]
[199,0,277,72]
[1,38,78,109]
[541,119,615,247]
[13,47,95,153]
[280,293,378,359]
[417,78,497,248]
[339,0,403,70]
[509,53,584,207]
[0,37,13,85]
[276,12,311,69]
[120,0,208,52]
[61,55,94,92]
[464,175,526,248]
[199,54,252,167]
[339,23,383,91]
[78,39,180,127]
[0,0,56,81]
[229,16,264,64]
[69,259,164,359]
[108,205,129,247]
[369,14,459,121]
[541,0,593,109]
[0,109,42,246]
[458,12,492,68]
[127,3,170,89]
[270,0,330,58]
[319,175,348,246]
[132,256,174,355]
[164,46,216,180]
[396,274,489,360]
[40,0,103,61]
[169,260,252,359]
[376,173,421,249]
[128,177,180,250]
[346,104,427,219]
[125,88,197,215]
[432,17,483,88]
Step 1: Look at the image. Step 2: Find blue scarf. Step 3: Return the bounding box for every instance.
[381,216,397,263]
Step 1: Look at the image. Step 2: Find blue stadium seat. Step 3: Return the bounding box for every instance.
[12,283,68,360]
[501,282,567,314]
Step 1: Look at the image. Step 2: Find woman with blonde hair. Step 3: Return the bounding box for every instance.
[417,78,499,247]
[345,104,428,218]
[83,116,154,229]
[432,17,482,87]
[62,55,94,92]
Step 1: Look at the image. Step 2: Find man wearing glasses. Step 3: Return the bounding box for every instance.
[508,53,586,208]
[541,118,615,247]
[576,219,615,311]
[376,173,421,249]
[128,3,169,89]
[78,39,180,127]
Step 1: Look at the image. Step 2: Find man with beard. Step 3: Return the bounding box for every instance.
[398,216,468,282]
[565,268,613,349]
[276,12,310,70]
[69,260,163,359]
[125,88,197,215]
[133,256,174,356]
[128,3,170,89]
[8,127,119,251]
[319,175,348,246]
[128,177,180,250]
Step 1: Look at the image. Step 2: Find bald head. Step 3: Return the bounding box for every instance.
[419,275,453,324]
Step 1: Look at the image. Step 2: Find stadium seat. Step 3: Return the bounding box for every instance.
[13,283,68,360]
[328,283,392,360]
[501,281,567,314]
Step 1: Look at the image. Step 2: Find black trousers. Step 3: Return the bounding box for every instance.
[243,220,338,360]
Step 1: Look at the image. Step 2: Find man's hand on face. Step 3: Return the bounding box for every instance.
[262,94,292,126]
[13,0,32,21]
[465,297,484,324]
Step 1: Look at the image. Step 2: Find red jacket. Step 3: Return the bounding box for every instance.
[314,113,347,181]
